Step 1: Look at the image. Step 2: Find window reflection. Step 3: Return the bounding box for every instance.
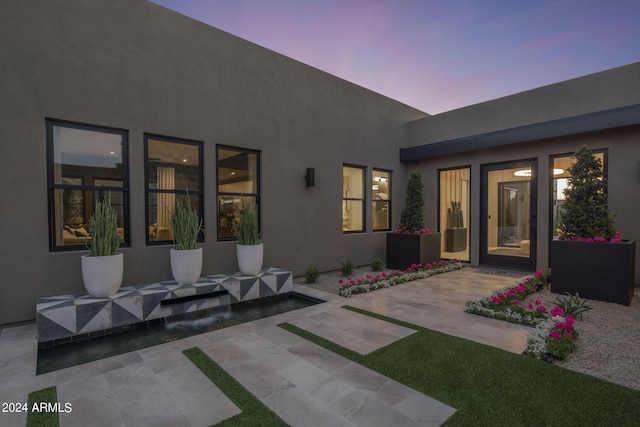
[48,121,128,249]
[372,169,391,231]
[146,136,202,243]
[343,165,365,232]
[217,147,260,240]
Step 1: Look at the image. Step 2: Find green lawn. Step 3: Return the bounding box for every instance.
[279,305,640,427]
[26,386,59,427]
[183,347,287,427]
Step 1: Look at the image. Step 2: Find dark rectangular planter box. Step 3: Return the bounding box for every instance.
[550,239,636,306]
[445,228,467,252]
[386,232,441,270]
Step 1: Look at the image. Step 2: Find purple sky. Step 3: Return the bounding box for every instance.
[151,0,639,114]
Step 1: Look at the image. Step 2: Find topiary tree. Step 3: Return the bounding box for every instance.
[558,145,614,239]
[399,172,425,233]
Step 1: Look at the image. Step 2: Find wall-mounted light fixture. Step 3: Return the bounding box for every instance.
[305,168,315,187]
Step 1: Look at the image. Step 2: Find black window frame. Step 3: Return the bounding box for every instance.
[216,144,261,242]
[46,119,130,251]
[144,134,205,246]
[372,168,392,232]
[342,163,366,234]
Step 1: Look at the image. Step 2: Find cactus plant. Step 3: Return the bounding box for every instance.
[447,201,464,229]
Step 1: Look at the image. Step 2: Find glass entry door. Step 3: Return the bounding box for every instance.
[481,160,537,269]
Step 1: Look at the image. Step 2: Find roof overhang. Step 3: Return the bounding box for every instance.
[400,104,640,162]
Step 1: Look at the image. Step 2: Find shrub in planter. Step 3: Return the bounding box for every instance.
[233,204,263,276]
[81,192,123,297]
[169,195,204,285]
[386,172,440,269]
[551,146,636,305]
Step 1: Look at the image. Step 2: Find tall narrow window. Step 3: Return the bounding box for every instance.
[372,169,391,231]
[46,120,129,250]
[551,150,606,239]
[145,135,203,244]
[439,167,470,262]
[217,146,260,240]
[343,165,365,233]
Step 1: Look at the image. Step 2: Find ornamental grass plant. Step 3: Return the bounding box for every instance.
[87,192,120,256]
[170,195,204,250]
[232,204,260,245]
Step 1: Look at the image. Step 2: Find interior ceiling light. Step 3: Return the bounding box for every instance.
[182,158,187,163]
[514,169,531,177]
[553,168,564,175]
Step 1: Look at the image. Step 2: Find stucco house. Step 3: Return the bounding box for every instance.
[1,0,638,325]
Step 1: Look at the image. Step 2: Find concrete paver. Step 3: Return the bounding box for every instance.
[0,268,531,426]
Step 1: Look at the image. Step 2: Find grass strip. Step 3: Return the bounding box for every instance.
[280,306,640,427]
[26,386,59,427]
[183,347,288,427]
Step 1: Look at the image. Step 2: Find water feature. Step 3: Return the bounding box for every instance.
[37,292,323,375]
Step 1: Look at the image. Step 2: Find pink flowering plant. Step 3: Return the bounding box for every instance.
[465,270,551,326]
[544,308,577,359]
[337,259,464,297]
[466,270,586,360]
[559,231,623,243]
[394,227,433,234]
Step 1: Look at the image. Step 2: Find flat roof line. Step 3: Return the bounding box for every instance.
[401,104,640,162]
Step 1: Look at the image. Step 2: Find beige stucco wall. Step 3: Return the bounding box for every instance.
[0,0,427,324]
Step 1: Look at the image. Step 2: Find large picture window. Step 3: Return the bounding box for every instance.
[343,165,365,233]
[145,135,203,244]
[46,120,129,250]
[372,169,391,231]
[217,146,260,240]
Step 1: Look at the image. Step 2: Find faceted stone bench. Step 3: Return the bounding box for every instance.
[36,267,292,346]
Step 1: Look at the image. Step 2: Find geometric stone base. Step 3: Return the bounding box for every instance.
[36,267,292,344]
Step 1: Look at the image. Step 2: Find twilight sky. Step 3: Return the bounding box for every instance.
[151,0,639,114]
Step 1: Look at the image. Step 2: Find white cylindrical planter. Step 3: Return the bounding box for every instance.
[81,253,124,298]
[170,247,203,285]
[237,243,263,276]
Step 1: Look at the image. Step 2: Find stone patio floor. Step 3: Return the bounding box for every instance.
[0,268,533,426]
